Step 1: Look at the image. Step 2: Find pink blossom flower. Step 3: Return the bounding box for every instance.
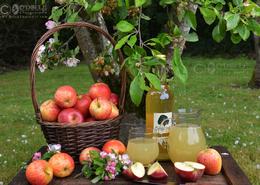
[108,153,116,160]
[110,161,116,167]
[32,152,41,161]
[104,176,110,181]
[45,20,57,30]
[100,151,107,158]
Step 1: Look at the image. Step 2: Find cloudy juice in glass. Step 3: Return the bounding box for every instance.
[127,128,159,166]
[167,109,207,162]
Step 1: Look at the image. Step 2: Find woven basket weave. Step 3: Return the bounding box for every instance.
[30,22,126,161]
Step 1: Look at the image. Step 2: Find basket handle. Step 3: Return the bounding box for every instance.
[30,22,126,120]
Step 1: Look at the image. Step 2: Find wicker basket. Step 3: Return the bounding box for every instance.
[30,22,126,161]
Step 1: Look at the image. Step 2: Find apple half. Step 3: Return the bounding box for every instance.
[174,161,205,182]
[122,162,145,180]
[147,162,168,179]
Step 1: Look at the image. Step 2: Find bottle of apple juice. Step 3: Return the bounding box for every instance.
[146,84,174,160]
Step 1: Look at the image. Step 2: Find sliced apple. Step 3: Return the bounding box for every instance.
[147,161,168,179]
[122,162,145,180]
[174,161,205,182]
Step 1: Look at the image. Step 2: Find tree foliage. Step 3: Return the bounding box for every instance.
[46,0,260,106]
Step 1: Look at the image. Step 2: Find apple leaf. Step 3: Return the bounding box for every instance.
[130,75,144,106]
[116,20,135,33]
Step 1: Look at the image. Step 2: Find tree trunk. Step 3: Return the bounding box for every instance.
[249,0,260,88]
[249,35,260,88]
[166,3,198,64]
[74,12,107,81]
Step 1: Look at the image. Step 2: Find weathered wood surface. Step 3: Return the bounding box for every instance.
[8,146,251,185]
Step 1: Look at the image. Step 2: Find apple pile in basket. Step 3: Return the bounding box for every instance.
[40,82,119,123]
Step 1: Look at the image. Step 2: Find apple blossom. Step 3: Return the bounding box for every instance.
[48,144,61,153]
[32,152,42,161]
[38,64,47,73]
[63,57,80,67]
[45,20,57,30]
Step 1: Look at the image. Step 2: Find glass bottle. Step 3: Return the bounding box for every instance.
[146,85,174,160]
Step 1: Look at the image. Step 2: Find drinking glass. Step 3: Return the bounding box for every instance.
[127,127,159,166]
[167,109,207,162]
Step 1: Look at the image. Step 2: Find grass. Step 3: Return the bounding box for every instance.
[0,57,259,184]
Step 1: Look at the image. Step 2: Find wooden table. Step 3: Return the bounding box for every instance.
[9,146,251,185]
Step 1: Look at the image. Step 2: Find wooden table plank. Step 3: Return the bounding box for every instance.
[212,146,252,185]
[8,146,251,185]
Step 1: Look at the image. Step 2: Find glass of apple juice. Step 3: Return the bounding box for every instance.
[167,109,207,162]
[127,127,159,166]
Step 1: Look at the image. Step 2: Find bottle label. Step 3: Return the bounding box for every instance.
[153,112,173,134]
[153,112,172,148]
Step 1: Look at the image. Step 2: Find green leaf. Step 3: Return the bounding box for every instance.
[123,46,134,56]
[127,35,137,47]
[237,24,250,41]
[232,0,243,6]
[115,35,130,49]
[145,73,161,90]
[252,6,260,17]
[151,49,166,60]
[140,13,151,20]
[231,33,241,44]
[75,0,88,9]
[185,32,199,42]
[91,176,102,183]
[134,46,147,56]
[172,47,188,84]
[49,7,63,22]
[224,13,240,31]
[212,19,226,42]
[184,10,197,30]
[91,2,104,12]
[173,26,181,36]
[139,75,150,91]
[246,19,260,36]
[116,20,135,33]
[130,75,144,106]
[200,7,216,25]
[135,0,147,7]
[159,0,176,6]
[67,12,78,23]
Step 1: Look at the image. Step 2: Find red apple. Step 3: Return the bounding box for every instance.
[102,139,126,154]
[107,103,119,119]
[174,161,205,182]
[89,98,112,120]
[197,148,222,175]
[40,99,60,122]
[147,161,168,179]
[110,93,119,106]
[58,108,84,124]
[122,162,145,180]
[74,95,92,116]
[79,147,101,164]
[26,160,53,185]
[88,83,111,100]
[85,117,96,122]
[54,85,77,108]
[48,153,75,178]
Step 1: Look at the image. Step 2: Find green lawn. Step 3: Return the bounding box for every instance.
[0,57,259,184]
